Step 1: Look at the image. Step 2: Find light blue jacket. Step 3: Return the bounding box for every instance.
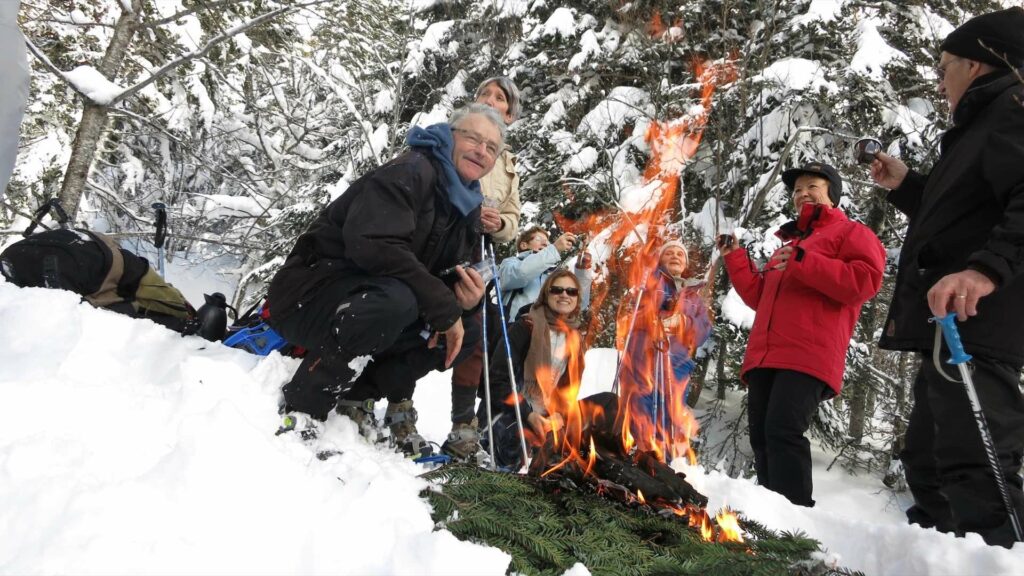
[498,246,592,318]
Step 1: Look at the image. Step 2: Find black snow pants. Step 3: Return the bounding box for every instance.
[746,368,831,507]
[271,274,478,420]
[901,352,1024,548]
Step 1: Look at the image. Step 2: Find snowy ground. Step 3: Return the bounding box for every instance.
[2,281,1024,575]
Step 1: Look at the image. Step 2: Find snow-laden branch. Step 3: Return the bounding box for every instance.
[139,0,249,29]
[110,0,332,106]
[25,0,331,108]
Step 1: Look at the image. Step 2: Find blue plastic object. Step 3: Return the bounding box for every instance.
[933,313,973,365]
[223,321,288,356]
[414,454,452,466]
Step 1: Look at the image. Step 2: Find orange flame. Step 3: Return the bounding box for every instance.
[637,489,647,505]
[539,62,741,532]
[553,58,736,466]
[715,509,744,543]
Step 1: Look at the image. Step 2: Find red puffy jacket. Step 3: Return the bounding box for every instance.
[723,204,885,395]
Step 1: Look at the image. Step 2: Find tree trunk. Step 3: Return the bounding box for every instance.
[58,0,140,220]
[847,376,868,441]
[716,338,728,400]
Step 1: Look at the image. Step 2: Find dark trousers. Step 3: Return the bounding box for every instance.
[901,352,1024,548]
[272,274,478,420]
[451,311,483,425]
[746,368,830,507]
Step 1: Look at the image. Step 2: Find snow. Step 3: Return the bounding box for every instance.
[791,0,846,27]
[3,268,1024,574]
[568,29,601,71]
[192,193,268,219]
[721,287,755,329]
[536,7,577,40]
[577,86,652,143]
[0,283,508,575]
[757,58,837,93]
[64,66,125,106]
[850,18,908,80]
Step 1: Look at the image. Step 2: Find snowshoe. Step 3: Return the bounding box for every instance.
[276,412,322,441]
[336,398,379,442]
[442,418,490,466]
[384,399,433,459]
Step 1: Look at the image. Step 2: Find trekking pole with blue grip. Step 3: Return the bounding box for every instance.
[933,312,1023,542]
[480,236,497,470]
[488,243,530,470]
[152,202,167,278]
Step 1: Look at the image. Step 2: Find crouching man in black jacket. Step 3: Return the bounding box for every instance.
[870,8,1024,547]
[267,104,503,455]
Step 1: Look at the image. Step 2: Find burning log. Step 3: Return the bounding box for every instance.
[527,427,707,509]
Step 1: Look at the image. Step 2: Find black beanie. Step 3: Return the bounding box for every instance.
[940,7,1024,69]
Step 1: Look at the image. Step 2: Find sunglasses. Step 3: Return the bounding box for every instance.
[549,286,579,297]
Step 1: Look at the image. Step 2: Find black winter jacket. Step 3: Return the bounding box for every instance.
[268,150,480,331]
[879,69,1024,365]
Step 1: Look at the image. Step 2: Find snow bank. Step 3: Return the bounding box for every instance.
[0,283,508,575]
[3,280,1023,575]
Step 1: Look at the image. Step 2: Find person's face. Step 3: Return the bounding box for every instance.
[660,245,688,277]
[546,276,579,318]
[792,174,833,212]
[938,51,993,113]
[520,231,549,252]
[476,82,514,124]
[451,114,500,182]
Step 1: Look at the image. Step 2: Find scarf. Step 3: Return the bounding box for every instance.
[522,303,581,414]
[405,123,483,216]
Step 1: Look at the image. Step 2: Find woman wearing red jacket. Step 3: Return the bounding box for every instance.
[719,162,885,506]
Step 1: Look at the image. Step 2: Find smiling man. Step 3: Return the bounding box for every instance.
[266,104,503,457]
[718,161,885,507]
[869,7,1024,547]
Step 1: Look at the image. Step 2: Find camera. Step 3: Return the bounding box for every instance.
[440,260,494,283]
[716,234,736,249]
[855,138,882,165]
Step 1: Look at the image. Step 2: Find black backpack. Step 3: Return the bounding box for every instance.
[0,200,197,334]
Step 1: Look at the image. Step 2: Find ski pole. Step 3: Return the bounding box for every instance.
[488,244,531,470]
[479,236,497,470]
[152,202,168,278]
[934,313,1023,542]
[612,266,657,394]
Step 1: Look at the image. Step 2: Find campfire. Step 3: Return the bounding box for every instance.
[527,59,741,543]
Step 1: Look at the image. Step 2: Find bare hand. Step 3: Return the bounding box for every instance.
[927,269,996,321]
[716,233,738,256]
[769,245,796,270]
[479,206,502,234]
[869,152,909,190]
[527,411,564,437]
[453,265,485,310]
[554,233,576,254]
[427,317,465,369]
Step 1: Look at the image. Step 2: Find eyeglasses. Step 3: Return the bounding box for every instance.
[549,286,579,297]
[935,57,962,81]
[452,128,501,159]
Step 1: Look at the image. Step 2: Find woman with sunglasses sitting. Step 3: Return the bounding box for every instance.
[482,269,614,469]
